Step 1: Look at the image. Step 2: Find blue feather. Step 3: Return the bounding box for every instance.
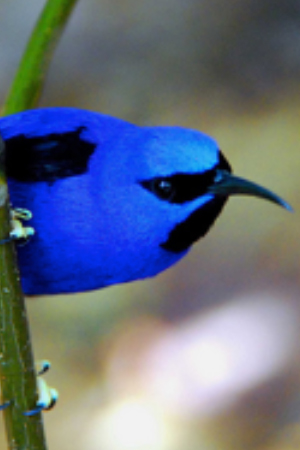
[0,108,289,295]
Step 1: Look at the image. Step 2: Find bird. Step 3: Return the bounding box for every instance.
[0,107,292,296]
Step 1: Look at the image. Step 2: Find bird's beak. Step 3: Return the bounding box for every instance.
[208,170,293,212]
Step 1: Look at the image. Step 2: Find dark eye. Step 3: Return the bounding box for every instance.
[152,179,175,200]
[140,177,176,201]
[139,152,232,205]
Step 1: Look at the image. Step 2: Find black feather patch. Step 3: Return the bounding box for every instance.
[158,151,231,252]
[140,171,217,204]
[5,127,96,182]
[140,150,232,205]
[161,196,228,253]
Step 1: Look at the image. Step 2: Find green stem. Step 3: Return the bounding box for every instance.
[0,137,47,450]
[0,0,79,448]
[3,0,79,116]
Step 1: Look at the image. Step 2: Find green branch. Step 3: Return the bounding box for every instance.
[3,0,78,116]
[0,137,47,448]
[0,0,79,448]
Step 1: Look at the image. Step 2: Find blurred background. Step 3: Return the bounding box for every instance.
[0,0,300,449]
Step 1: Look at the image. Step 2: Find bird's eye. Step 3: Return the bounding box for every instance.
[152,179,175,200]
[140,153,232,204]
[140,167,223,204]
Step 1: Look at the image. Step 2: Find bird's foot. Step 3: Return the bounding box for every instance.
[24,360,58,416]
[0,208,35,245]
[0,361,58,415]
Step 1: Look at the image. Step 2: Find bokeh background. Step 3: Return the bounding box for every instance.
[0,1,300,449]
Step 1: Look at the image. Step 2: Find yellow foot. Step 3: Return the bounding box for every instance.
[0,208,35,245]
[24,361,58,417]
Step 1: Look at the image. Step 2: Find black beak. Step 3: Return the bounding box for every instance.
[208,170,293,212]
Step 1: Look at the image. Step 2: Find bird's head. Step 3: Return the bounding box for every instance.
[138,125,292,253]
[92,124,291,282]
[3,108,292,294]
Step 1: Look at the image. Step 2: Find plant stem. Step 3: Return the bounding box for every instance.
[0,137,47,449]
[3,0,79,116]
[0,0,79,448]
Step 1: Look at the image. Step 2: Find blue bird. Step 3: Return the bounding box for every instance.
[0,107,291,296]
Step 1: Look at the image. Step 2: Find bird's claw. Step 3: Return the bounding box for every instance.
[0,360,58,416]
[24,360,58,416]
[0,208,35,245]
[12,208,33,221]
[24,378,58,416]
[10,208,35,244]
